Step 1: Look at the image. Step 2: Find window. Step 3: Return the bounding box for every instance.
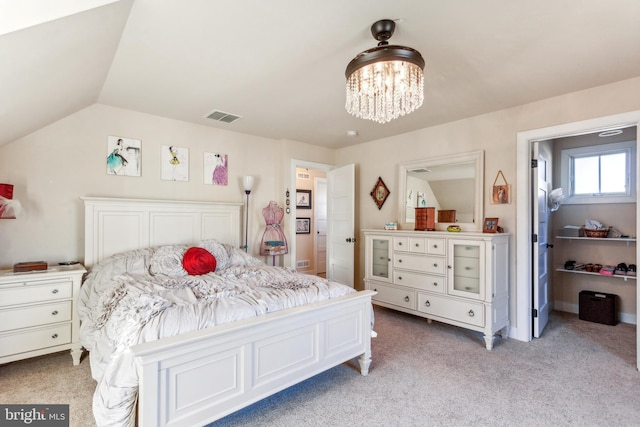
[561,140,636,204]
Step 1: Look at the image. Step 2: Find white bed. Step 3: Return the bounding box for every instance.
[80,197,374,427]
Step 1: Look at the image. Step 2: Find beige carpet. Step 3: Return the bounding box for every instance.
[1,308,638,426]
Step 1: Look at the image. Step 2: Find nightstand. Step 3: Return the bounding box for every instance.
[0,264,86,365]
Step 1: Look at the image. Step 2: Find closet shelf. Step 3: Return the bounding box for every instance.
[555,236,636,242]
[556,268,636,281]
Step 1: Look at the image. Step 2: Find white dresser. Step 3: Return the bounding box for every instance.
[364,230,509,349]
[0,264,86,365]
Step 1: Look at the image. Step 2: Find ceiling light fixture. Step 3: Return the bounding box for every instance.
[598,129,623,137]
[345,19,425,124]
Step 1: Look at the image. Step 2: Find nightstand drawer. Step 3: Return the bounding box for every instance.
[0,279,72,307]
[0,301,72,332]
[0,324,71,358]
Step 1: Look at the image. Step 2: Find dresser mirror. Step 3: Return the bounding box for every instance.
[398,150,484,231]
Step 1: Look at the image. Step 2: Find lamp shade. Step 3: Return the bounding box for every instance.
[243,176,255,192]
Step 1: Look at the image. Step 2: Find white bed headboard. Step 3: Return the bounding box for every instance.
[82,197,242,268]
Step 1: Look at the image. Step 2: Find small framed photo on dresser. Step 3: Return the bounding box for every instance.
[483,217,499,233]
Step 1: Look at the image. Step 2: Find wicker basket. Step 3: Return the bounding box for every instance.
[584,228,609,238]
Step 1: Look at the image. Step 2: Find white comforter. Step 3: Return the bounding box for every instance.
[78,243,355,427]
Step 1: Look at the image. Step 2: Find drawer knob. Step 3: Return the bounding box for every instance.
[51,289,59,294]
[433,263,438,267]
[398,242,403,246]
[468,310,475,317]
[433,244,438,248]
[433,282,438,287]
[465,267,471,270]
[398,259,403,263]
[51,333,58,339]
[424,300,431,307]
[404,296,410,302]
[415,243,419,247]
[51,310,58,316]
[398,276,402,280]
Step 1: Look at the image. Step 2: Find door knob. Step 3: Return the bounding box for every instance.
[546,243,554,248]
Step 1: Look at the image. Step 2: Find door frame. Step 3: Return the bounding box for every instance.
[289,159,333,270]
[515,110,640,369]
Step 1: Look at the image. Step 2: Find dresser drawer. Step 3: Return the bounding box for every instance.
[393,237,410,252]
[369,283,416,310]
[426,238,445,255]
[0,323,71,358]
[394,271,445,293]
[394,253,445,274]
[0,279,72,307]
[417,294,484,327]
[0,301,72,332]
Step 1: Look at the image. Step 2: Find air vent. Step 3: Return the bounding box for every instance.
[205,110,242,124]
[411,168,431,173]
[297,260,310,268]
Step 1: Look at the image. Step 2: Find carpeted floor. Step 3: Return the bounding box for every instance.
[1,308,639,426]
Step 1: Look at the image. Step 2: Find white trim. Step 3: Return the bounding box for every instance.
[515,110,640,372]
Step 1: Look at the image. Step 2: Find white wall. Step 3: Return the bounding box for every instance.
[0,104,334,267]
[3,76,640,335]
[337,76,640,335]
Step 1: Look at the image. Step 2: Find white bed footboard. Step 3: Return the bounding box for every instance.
[133,290,375,427]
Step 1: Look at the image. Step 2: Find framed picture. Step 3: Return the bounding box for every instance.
[107,136,141,176]
[296,190,312,209]
[491,170,511,204]
[483,217,499,233]
[203,152,228,185]
[370,176,390,210]
[296,217,311,234]
[161,145,189,181]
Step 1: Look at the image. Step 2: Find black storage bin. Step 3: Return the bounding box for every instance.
[579,291,617,325]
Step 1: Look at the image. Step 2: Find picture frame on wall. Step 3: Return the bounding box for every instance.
[296,190,312,209]
[296,217,311,234]
[106,136,141,176]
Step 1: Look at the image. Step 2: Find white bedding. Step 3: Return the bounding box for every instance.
[78,241,355,427]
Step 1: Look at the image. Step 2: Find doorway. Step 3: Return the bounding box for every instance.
[515,110,640,370]
[293,166,327,276]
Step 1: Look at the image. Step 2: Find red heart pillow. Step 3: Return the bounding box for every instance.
[182,247,216,275]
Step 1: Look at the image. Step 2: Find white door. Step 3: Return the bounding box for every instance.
[532,142,551,337]
[327,164,355,287]
[314,178,327,275]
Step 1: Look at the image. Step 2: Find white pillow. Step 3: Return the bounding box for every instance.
[199,239,230,270]
[149,245,188,277]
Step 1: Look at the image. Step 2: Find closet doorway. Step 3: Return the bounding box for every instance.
[515,110,640,370]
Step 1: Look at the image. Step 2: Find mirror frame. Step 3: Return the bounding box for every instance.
[398,150,484,232]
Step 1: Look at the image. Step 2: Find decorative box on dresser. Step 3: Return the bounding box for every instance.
[364,230,509,349]
[0,264,86,365]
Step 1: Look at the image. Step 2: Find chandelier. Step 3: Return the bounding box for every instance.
[345,19,425,124]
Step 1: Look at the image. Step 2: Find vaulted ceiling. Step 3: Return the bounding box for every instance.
[2,0,640,149]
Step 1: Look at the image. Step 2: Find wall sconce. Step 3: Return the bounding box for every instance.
[242,176,255,251]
